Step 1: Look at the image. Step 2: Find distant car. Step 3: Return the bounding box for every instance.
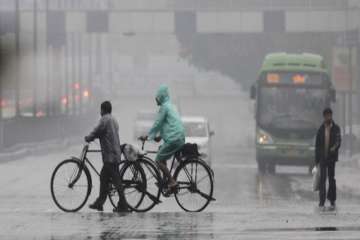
[133,111,157,140]
[182,116,215,165]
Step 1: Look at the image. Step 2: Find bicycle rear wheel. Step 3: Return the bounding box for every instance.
[50,159,91,212]
[108,162,126,209]
[108,183,119,209]
[174,159,214,212]
[119,160,147,211]
[132,157,162,212]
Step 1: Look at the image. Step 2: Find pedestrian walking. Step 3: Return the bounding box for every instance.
[315,107,341,211]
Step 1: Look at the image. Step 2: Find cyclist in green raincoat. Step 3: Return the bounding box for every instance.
[142,84,185,190]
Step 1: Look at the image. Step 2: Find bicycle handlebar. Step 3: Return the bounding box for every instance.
[83,142,101,153]
[137,136,148,150]
[137,136,147,141]
[137,137,159,154]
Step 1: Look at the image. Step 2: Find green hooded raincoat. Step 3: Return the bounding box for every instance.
[148,85,185,161]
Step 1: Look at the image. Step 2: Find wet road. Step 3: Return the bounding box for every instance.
[1,95,360,239]
[2,143,360,239]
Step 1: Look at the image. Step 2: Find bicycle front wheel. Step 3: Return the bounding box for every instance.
[174,159,214,212]
[50,159,91,212]
[119,160,147,211]
[132,157,162,212]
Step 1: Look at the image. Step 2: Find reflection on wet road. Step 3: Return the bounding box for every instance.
[2,210,360,240]
[211,148,318,213]
[2,144,360,239]
[1,146,360,240]
[256,173,294,203]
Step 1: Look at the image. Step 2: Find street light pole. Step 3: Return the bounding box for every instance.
[15,0,20,117]
[346,2,353,157]
[64,35,69,115]
[32,0,38,116]
[45,0,50,116]
[78,33,83,114]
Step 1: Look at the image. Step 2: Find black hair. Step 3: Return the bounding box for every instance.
[323,107,332,116]
[101,101,112,114]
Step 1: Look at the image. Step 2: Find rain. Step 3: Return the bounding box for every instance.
[0,0,360,239]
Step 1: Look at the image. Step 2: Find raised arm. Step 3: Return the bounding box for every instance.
[148,106,167,140]
[85,118,106,142]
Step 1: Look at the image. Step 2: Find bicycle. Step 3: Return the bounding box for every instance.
[119,138,215,212]
[50,143,146,212]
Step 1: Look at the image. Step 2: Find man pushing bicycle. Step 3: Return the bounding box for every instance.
[85,101,129,212]
[140,84,185,194]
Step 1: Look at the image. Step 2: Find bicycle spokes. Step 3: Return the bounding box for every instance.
[120,158,162,212]
[174,160,214,212]
[120,162,146,211]
[51,159,91,212]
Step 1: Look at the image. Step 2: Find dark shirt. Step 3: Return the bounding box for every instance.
[315,121,341,165]
[86,114,122,164]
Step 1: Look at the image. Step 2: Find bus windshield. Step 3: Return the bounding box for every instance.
[258,86,327,130]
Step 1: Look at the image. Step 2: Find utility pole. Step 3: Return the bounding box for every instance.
[0,38,2,120]
[345,2,355,157]
[78,33,83,114]
[88,33,93,105]
[0,37,2,147]
[32,0,38,116]
[45,0,50,116]
[71,33,76,115]
[107,37,113,99]
[64,34,69,115]
[15,0,20,117]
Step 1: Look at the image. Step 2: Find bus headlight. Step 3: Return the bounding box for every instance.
[257,129,274,144]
